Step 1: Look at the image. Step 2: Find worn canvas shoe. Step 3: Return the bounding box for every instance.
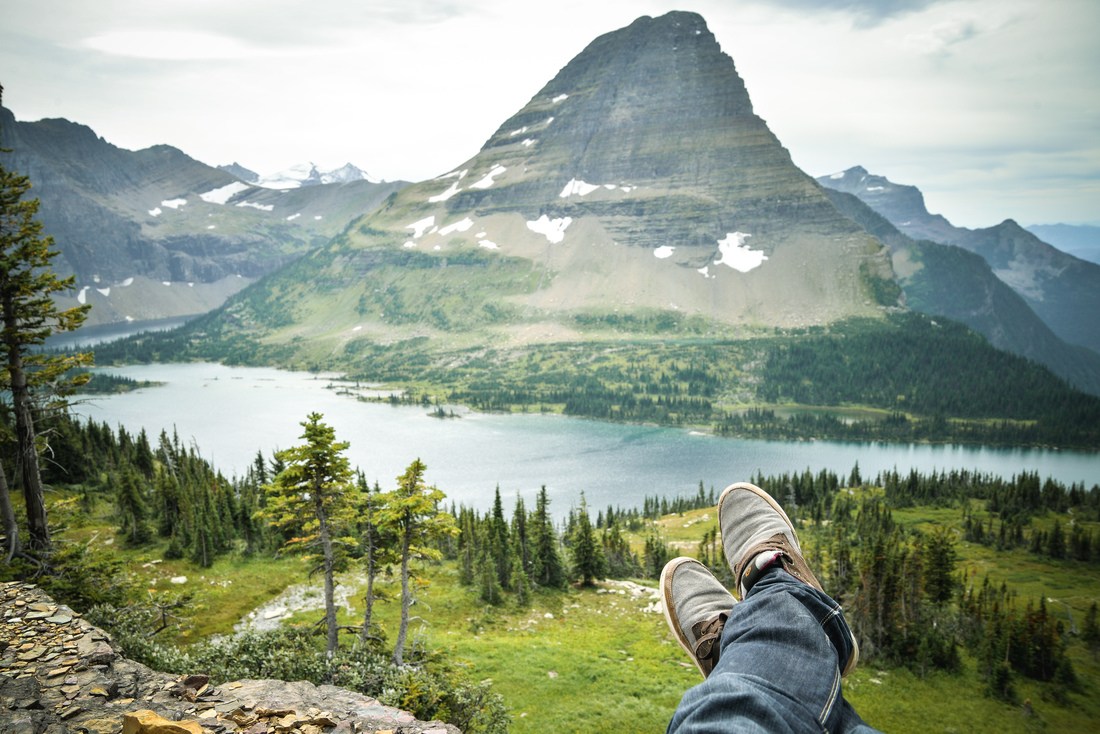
[717,481,859,676]
[660,556,736,678]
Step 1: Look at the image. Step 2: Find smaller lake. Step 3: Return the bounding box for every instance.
[73,363,1099,517]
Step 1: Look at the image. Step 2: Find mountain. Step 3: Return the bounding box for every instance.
[248,162,378,189]
[202,11,897,356]
[0,107,406,327]
[819,167,1100,356]
[217,161,260,183]
[1027,223,1100,265]
[822,187,1100,395]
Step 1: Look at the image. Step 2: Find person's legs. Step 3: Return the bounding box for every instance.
[663,482,880,734]
[717,481,858,676]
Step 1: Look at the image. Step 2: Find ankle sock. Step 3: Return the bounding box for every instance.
[740,549,784,596]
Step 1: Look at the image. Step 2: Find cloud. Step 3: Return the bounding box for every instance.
[755,0,944,27]
[81,31,258,61]
[903,17,982,56]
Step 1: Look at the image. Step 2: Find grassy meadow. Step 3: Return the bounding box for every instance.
[61,492,1100,734]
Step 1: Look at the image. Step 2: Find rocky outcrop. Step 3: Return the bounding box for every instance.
[0,582,458,734]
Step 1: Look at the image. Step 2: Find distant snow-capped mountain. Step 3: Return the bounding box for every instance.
[218,161,377,189]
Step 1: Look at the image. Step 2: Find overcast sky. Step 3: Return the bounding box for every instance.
[2,0,1097,228]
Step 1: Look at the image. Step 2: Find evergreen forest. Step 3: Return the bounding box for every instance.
[3,410,1099,732]
[93,313,1100,449]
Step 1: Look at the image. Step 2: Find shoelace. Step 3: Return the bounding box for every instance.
[691,612,728,671]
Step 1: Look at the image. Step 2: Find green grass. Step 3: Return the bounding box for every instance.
[53,497,1100,733]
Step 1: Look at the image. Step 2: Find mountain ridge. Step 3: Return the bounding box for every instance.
[1,106,406,327]
[819,166,1100,356]
[212,11,897,359]
[821,185,1100,395]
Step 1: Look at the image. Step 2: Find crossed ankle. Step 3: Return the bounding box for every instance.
[739,549,784,597]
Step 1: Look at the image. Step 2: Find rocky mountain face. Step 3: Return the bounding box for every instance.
[0,107,405,327]
[0,582,457,734]
[215,11,896,355]
[820,167,1100,357]
[823,188,1100,395]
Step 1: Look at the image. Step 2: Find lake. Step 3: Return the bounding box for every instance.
[73,363,1100,517]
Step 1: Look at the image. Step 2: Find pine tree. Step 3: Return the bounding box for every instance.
[1047,519,1066,559]
[923,527,958,604]
[477,525,504,605]
[1083,602,1100,658]
[383,458,457,666]
[569,494,606,587]
[115,469,152,546]
[488,486,513,590]
[511,495,530,575]
[261,413,359,658]
[358,477,397,647]
[529,486,565,589]
[0,102,91,553]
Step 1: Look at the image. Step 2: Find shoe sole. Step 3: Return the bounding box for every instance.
[660,556,711,679]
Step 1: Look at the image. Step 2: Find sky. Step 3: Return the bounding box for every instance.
[1,0,1097,229]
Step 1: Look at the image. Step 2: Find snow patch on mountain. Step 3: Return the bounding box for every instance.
[560,179,600,198]
[439,217,474,236]
[236,201,274,212]
[527,215,573,244]
[654,246,675,259]
[470,165,507,190]
[161,198,187,210]
[407,216,436,239]
[714,232,767,272]
[559,179,634,198]
[200,181,250,204]
[428,170,466,203]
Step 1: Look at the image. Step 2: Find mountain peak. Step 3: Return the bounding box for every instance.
[477,10,755,192]
[248,11,897,344]
[251,161,376,189]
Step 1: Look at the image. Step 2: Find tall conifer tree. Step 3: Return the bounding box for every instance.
[383,458,456,665]
[529,486,565,589]
[261,413,359,658]
[0,88,91,553]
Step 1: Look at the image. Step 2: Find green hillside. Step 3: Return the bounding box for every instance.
[97,310,1100,449]
[19,418,1100,734]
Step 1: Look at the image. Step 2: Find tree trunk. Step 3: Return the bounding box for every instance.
[0,459,20,562]
[393,524,412,666]
[316,498,339,659]
[6,343,49,552]
[359,535,376,646]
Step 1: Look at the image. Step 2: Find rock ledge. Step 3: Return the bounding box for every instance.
[0,581,459,733]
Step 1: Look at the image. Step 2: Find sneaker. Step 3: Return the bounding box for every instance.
[717,481,859,676]
[660,557,736,678]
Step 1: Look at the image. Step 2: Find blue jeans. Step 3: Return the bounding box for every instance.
[667,568,881,734]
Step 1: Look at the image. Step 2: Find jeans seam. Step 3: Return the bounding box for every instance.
[817,662,841,729]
